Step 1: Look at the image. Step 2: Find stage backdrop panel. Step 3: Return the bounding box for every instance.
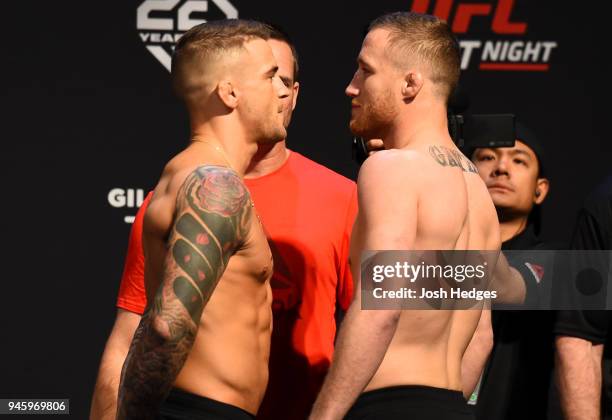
[1,1,608,417]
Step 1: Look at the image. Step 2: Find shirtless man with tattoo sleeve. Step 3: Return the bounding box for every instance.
[310,12,501,420]
[116,19,289,419]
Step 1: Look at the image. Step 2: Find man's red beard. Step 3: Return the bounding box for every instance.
[349,91,397,138]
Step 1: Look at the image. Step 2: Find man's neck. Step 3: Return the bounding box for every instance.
[189,137,256,177]
[499,213,529,243]
[382,100,450,150]
[244,140,290,179]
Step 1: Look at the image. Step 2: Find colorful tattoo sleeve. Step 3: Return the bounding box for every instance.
[117,166,252,419]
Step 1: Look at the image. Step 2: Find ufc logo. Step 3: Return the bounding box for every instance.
[411,0,527,34]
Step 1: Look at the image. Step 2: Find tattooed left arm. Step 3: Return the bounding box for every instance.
[116,167,252,419]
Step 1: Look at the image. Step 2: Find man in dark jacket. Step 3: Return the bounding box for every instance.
[470,122,557,419]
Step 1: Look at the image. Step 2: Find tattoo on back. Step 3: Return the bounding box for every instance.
[429,145,478,174]
[117,166,252,419]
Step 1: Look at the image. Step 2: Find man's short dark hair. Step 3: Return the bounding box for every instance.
[262,22,300,82]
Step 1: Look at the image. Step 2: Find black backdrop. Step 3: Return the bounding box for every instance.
[1,1,609,417]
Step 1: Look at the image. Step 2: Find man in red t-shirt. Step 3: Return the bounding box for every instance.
[90,25,357,420]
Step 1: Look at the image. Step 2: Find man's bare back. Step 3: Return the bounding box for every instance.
[351,144,499,393]
[311,12,498,420]
[141,143,273,413]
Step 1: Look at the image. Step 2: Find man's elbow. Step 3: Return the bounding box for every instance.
[555,335,603,381]
[555,335,592,360]
[367,309,401,330]
[147,311,197,344]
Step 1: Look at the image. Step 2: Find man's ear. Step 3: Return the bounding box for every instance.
[217,80,238,109]
[401,70,423,102]
[534,178,550,205]
[291,81,300,111]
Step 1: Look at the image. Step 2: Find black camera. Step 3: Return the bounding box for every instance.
[352,88,516,164]
[449,113,515,150]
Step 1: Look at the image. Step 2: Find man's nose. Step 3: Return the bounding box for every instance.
[345,85,358,98]
[275,76,289,99]
[345,73,359,97]
[492,157,510,177]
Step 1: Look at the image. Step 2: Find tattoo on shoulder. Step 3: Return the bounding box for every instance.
[167,165,252,324]
[429,145,478,174]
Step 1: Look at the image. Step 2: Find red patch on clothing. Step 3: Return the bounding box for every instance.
[526,262,544,283]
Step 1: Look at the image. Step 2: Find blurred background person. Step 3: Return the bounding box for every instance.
[469,122,559,420]
[554,175,612,420]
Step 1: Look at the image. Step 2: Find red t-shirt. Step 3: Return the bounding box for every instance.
[116,151,357,419]
[115,191,152,313]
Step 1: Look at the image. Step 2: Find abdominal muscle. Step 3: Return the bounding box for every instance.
[173,269,273,414]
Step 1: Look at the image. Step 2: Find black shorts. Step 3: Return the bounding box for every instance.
[345,385,475,420]
[158,388,255,420]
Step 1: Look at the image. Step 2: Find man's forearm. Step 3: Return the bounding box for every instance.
[116,308,196,419]
[310,305,400,420]
[90,352,125,420]
[91,310,141,420]
[555,336,603,420]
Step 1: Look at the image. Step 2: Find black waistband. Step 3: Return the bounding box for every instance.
[355,385,467,407]
[159,388,255,420]
[347,385,474,420]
